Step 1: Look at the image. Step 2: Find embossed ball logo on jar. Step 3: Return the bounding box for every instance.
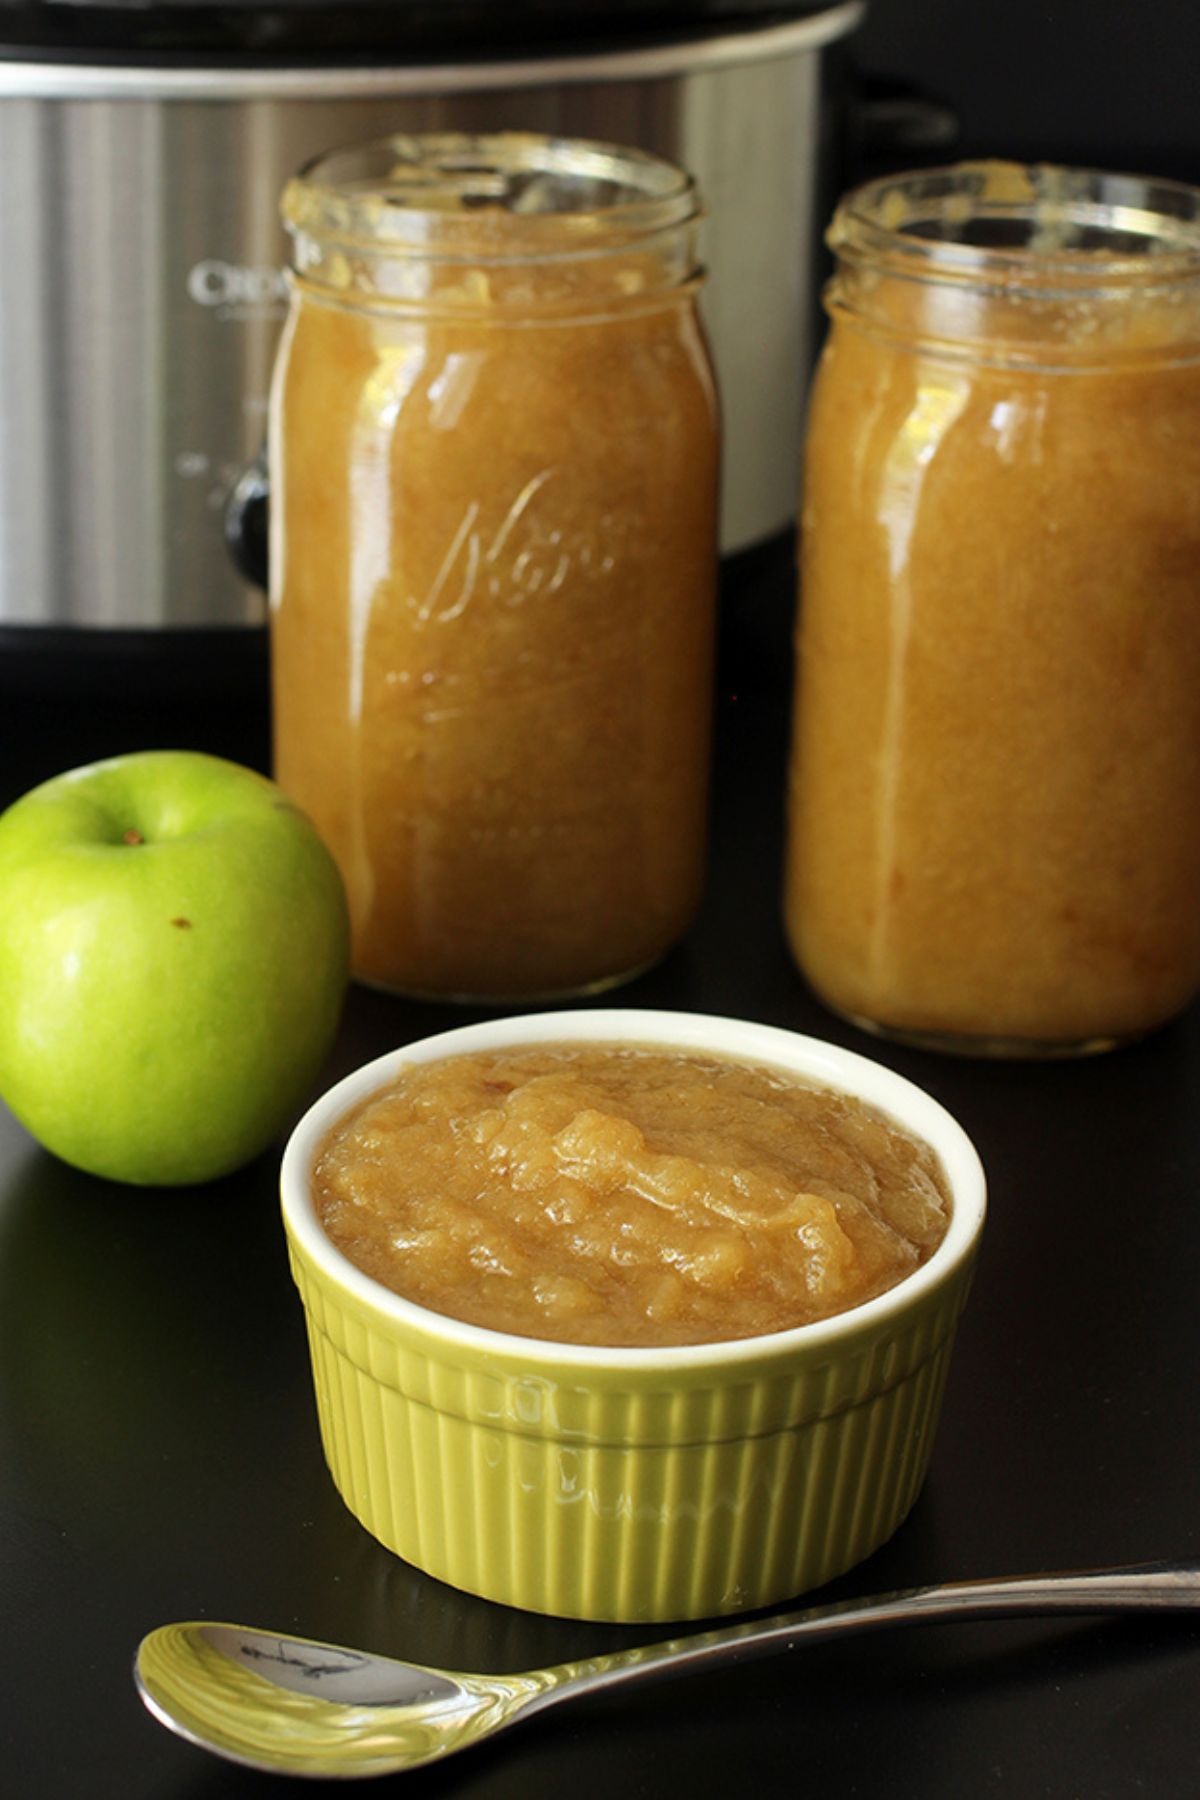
[411,468,626,627]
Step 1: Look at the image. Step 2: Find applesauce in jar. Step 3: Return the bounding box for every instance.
[313,1042,951,1347]
[270,134,718,1000]
[786,162,1200,1054]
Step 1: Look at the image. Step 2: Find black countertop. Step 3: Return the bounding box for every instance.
[3,541,1199,1798]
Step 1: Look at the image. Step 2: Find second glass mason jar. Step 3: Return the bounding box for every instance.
[786,161,1200,1055]
[270,133,719,1000]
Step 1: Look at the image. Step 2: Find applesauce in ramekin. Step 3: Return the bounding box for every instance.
[313,1041,951,1347]
[281,1011,985,1621]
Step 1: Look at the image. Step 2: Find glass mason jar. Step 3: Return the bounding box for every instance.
[270,133,719,1000]
[785,161,1200,1055]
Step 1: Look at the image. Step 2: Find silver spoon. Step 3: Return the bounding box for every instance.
[135,1560,1200,1781]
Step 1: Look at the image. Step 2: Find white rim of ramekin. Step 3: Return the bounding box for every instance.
[280,1008,987,1373]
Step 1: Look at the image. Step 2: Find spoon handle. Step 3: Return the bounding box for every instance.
[535,1560,1200,1713]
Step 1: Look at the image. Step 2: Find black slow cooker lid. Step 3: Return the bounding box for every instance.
[0,0,851,60]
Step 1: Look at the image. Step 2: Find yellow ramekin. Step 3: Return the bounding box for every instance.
[280,1009,986,1623]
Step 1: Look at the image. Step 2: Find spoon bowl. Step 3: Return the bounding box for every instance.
[136,1559,1200,1780]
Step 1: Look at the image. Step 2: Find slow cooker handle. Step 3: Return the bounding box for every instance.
[850,78,959,166]
[225,449,270,591]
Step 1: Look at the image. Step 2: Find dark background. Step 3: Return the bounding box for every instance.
[859,0,1198,185]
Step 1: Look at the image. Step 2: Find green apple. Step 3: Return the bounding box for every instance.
[0,750,350,1186]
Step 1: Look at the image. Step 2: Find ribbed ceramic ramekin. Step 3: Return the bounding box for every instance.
[280,1009,986,1622]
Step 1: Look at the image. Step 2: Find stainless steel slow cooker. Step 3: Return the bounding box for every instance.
[0,0,889,636]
